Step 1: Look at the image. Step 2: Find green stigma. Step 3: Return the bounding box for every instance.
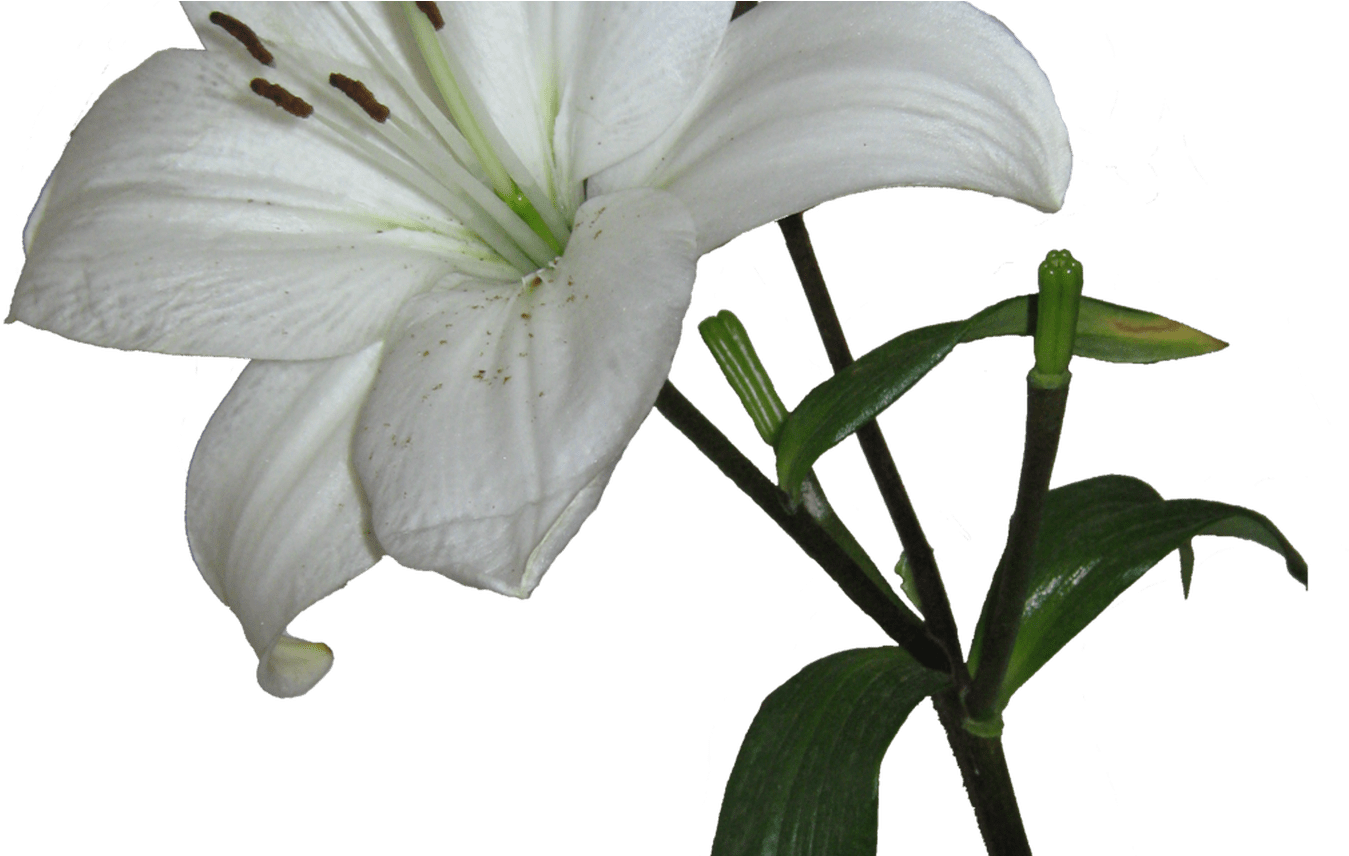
[504,188,564,256]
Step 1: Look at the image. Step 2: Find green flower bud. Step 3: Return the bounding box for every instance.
[1031,249,1084,387]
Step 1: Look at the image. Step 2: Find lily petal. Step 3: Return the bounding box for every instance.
[187,346,384,697]
[552,1,733,182]
[594,2,1073,254]
[432,2,731,195]
[11,47,507,359]
[354,188,696,595]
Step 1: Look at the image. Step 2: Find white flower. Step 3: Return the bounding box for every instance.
[8,2,1070,696]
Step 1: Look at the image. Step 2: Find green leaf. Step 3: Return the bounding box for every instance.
[699,310,790,445]
[775,296,1227,501]
[960,294,1229,361]
[775,318,967,502]
[1179,540,1196,598]
[959,294,1034,342]
[967,475,1307,714]
[893,552,923,613]
[1074,297,1228,364]
[712,647,951,856]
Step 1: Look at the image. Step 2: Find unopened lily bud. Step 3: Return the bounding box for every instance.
[1031,249,1083,387]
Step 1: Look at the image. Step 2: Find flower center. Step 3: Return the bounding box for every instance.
[209,4,571,280]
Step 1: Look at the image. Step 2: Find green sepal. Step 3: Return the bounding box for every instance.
[775,295,1227,501]
[699,310,790,446]
[711,647,951,856]
[966,475,1306,715]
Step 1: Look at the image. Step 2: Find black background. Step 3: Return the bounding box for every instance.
[5,3,1322,851]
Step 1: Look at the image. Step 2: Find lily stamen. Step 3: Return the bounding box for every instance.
[209,11,273,66]
[249,78,312,118]
[401,2,568,255]
[403,2,514,201]
[312,105,539,272]
[328,73,390,124]
[336,6,490,186]
[414,1,445,31]
[232,29,547,272]
[258,59,537,272]
[220,4,570,268]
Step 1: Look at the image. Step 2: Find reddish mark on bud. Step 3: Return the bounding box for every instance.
[329,73,390,123]
[250,79,313,118]
[209,11,273,66]
[415,1,445,30]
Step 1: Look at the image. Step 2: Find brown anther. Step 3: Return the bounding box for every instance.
[329,73,390,123]
[250,79,313,118]
[415,2,445,30]
[208,11,274,66]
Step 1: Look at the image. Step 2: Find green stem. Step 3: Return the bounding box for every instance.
[931,690,1033,856]
[653,381,947,672]
[777,212,1032,854]
[964,379,1071,725]
[777,213,967,680]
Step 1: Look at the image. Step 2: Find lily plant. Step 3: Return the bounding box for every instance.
[10,1,1068,696]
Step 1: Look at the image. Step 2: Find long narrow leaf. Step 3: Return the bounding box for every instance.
[776,297,1226,500]
[1075,297,1228,363]
[959,294,1229,359]
[776,319,965,502]
[712,647,951,856]
[967,475,1306,714]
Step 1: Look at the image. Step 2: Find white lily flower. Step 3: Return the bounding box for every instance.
[8,1,1070,697]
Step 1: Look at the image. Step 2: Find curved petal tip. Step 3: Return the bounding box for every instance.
[257,635,334,698]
